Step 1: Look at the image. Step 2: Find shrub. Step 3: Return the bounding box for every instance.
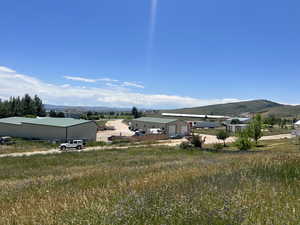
[216,130,230,147]
[213,143,224,151]
[179,142,193,150]
[235,130,253,151]
[248,114,263,145]
[191,135,206,148]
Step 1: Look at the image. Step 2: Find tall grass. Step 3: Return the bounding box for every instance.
[0,138,56,155]
[0,140,300,224]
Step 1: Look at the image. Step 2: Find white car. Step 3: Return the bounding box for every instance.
[59,140,84,151]
[149,128,163,134]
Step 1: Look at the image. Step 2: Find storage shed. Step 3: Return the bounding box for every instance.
[0,117,97,141]
[131,117,189,136]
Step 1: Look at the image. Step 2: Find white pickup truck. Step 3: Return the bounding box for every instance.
[59,140,84,151]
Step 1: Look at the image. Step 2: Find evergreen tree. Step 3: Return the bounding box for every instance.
[132,107,139,118]
[57,112,65,118]
[34,95,46,116]
[0,94,47,118]
[49,110,57,117]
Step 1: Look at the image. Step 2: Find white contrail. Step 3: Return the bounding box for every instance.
[147,0,158,72]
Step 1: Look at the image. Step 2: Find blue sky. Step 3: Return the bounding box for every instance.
[0,0,299,108]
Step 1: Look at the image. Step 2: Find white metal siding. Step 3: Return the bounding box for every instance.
[180,125,188,135]
[168,125,176,136]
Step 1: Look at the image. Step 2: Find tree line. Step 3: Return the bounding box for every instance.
[0,95,145,120]
[0,94,46,118]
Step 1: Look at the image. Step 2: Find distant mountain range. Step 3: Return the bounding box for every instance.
[44,104,132,112]
[45,100,300,118]
[160,100,300,118]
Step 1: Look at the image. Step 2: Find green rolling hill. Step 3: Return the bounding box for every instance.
[159,100,300,118]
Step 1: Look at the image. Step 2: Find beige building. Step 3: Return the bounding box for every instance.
[0,117,97,142]
[131,117,189,136]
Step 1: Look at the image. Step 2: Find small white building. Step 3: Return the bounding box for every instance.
[226,124,249,133]
[224,117,251,133]
[293,120,300,136]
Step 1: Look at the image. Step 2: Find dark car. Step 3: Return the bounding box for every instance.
[170,134,184,139]
[0,136,14,145]
[133,131,145,137]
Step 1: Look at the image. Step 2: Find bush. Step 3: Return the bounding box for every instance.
[179,142,193,150]
[216,130,230,147]
[191,135,206,148]
[235,130,253,151]
[213,143,224,151]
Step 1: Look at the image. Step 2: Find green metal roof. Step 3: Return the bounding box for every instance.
[132,117,178,124]
[0,117,91,127]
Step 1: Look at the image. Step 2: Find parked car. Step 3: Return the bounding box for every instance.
[170,134,184,139]
[0,136,14,145]
[149,128,163,134]
[59,140,84,151]
[133,130,146,136]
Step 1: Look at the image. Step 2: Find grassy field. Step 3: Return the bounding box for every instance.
[0,139,300,224]
[263,127,292,136]
[0,138,56,155]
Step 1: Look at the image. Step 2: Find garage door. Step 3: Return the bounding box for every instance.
[168,125,176,136]
[180,125,188,135]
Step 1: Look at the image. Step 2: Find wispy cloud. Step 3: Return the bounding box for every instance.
[105,82,120,88]
[97,78,119,82]
[0,66,241,108]
[122,81,145,89]
[0,66,16,73]
[64,75,96,83]
[64,74,143,89]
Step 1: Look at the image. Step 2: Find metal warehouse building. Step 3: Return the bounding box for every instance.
[131,117,189,136]
[0,117,97,141]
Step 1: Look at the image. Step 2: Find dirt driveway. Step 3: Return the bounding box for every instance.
[0,129,294,159]
[97,119,134,142]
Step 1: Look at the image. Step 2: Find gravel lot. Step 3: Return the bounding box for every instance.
[97,119,134,142]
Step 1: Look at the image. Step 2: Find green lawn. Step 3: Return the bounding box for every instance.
[0,139,300,224]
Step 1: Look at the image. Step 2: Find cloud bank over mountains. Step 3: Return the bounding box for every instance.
[0,66,240,108]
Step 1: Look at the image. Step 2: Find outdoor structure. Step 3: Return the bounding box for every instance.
[0,117,97,141]
[224,117,251,133]
[131,117,189,136]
